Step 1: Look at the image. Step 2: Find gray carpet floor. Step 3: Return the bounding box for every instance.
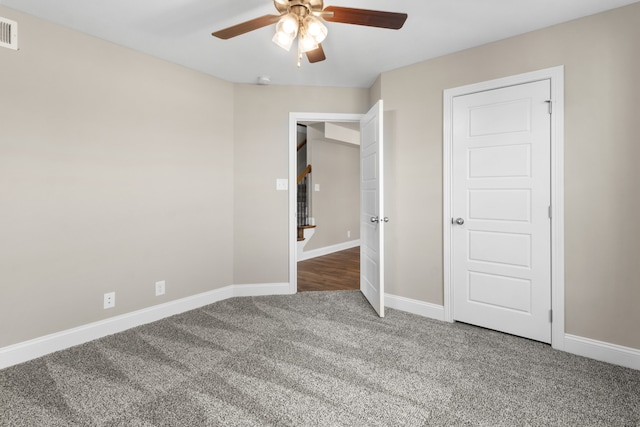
[1,291,639,426]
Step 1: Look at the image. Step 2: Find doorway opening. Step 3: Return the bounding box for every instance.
[289,102,386,316]
[290,116,362,293]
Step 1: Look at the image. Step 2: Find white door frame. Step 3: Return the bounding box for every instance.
[288,112,364,294]
[443,66,565,350]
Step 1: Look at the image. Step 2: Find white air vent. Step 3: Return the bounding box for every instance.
[0,17,18,50]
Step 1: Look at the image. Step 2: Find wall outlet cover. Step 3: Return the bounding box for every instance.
[155,280,166,296]
[104,292,115,309]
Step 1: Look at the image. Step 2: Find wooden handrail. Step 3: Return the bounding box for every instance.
[297,164,312,184]
[297,139,307,151]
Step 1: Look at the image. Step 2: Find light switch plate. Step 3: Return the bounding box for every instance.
[314,184,320,192]
[276,179,288,191]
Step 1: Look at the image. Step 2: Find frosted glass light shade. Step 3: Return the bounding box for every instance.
[272,13,299,51]
[276,13,298,35]
[303,15,327,44]
[298,32,319,53]
[272,30,295,51]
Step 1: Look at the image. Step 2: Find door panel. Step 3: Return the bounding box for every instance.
[468,189,532,221]
[468,272,531,312]
[360,100,384,317]
[469,98,531,136]
[452,80,551,343]
[469,231,531,267]
[469,144,530,178]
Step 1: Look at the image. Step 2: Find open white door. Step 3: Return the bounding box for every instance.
[360,100,385,317]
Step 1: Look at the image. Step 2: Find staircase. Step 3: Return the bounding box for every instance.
[297,164,315,241]
[297,136,316,243]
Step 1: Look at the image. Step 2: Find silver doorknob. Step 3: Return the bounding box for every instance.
[382,217,390,223]
[454,217,464,225]
[370,216,379,223]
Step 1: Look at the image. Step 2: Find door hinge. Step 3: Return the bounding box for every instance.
[548,205,552,219]
[549,309,553,323]
[545,100,552,114]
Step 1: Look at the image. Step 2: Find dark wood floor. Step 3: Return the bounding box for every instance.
[297,247,360,292]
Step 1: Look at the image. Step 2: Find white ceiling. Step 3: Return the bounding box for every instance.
[2,0,638,88]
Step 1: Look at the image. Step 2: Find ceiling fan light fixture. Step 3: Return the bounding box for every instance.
[272,30,295,51]
[272,13,299,51]
[276,13,298,35]
[303,15,327,44]
[298,31,319,53]
[213,2,408,66]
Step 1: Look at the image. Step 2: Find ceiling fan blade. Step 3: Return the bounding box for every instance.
[306,44,326,63]
[212,14,280,39]
[323,6,407,30]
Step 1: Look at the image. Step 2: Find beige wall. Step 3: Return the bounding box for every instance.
[0,7,235,347]
[305,126,360,251]
[377,2,640,349]
[232,85,368,284]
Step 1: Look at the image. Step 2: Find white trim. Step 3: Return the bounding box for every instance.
[232,282,290,297]
[384,295,640,371]
[548,69,566,351]
[298,240,360,261]
[384,295,639,371]
[564,334,640,371]
[0,282,290,370]
[4,284,637,372]
[289,112,364,294]
[385,294,445,322]
[442,66,565,350]
[443,91,453,322]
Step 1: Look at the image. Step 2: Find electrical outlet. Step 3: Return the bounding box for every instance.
[347,230,351,238]
[104,292,115,309]
[155,280,166,296]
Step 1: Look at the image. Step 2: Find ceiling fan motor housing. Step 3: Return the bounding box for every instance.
[274,0,324,16]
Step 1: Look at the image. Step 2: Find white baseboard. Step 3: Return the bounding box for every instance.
[231,282,291,297]
[298,240,360,261]
[0,282,291,370]
[4,286,637,372]
[383,295,639,371]
[564,334,640,371]
[385,293,445,322]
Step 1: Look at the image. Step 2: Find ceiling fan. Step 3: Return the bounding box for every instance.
[211,0,407,66]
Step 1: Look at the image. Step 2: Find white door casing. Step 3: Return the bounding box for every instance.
[452,80,551,343]
[288,112,364,294]
[288,106,386,318]
[360,100,385,317]
[444,66,565,349]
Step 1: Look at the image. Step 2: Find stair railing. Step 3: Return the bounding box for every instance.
[297,164,312,227]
